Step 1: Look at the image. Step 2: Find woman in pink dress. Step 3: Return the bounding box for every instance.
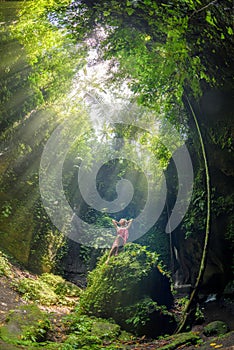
[106,218,133,264]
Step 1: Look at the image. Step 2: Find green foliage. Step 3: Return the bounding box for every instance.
[125,297,172,328]
[226,220,234,262]
[105,20,202,107]
[54,0,233,120]
[0,250,12,277]
[1,203,12,218]
[30,200,68,273]
[14,273,81,306]
[182,185,207,238]
[183,173,234,271]
[40,273,81,297]
[208,126,234,153]
[194,304,205,324]
[10,0,86,103]
[137,220,171,269]
[0,2,40,131]
[15,278,59,305]
[211,192,234,218]
[79,245,97,265]
[0,0,86,132]
[21,318,51,343]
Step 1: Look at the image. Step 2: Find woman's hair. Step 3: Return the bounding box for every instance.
[119,218,127,225]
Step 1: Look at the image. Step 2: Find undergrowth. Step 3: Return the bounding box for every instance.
[0,250,12,277]
[60,305,135,350]
[13,272,81,306]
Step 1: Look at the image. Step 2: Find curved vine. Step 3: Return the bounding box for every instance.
[175,94,211,333]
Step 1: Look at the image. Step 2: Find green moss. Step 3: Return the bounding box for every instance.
[203,321,229,336]
[157,332,201,349]
[0,199,35,265]
[91,320,120,339]
[209,330,234,341]
[0,304,51,345]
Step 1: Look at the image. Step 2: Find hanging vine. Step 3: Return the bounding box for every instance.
[175,94,211,333]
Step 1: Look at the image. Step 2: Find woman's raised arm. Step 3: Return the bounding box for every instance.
[126,218,133,229]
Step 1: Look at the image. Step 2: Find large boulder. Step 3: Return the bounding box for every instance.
[79,243,176,337]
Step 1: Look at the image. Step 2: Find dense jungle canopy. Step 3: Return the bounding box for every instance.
[0,0,233,347]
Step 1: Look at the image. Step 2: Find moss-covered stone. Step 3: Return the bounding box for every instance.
[157,332,201,350]
[79,243,176,337]
[203,320,229,336]
[62,311,133,349]
[0,304,51,345]
[91,320,120,340]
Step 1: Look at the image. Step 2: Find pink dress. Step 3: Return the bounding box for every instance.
[113,227,129,247]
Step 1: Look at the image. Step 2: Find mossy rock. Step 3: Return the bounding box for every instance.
[65,319,121,349]
[91,320,120,340]
[0,304,50,345]
[63,311,134,349]
[203,321,229,336]
[157,332,201,349]
[64,333,102,349]
[79,243,176,337]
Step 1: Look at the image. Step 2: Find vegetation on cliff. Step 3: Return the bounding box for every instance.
[0,0,233,346]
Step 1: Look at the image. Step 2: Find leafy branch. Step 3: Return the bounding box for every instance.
[189,0,218,18]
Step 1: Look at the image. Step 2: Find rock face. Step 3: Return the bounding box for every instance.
[170,89,234,296]
[61,240,89,287]
[79,243,177,337]
[61,240,104,288]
